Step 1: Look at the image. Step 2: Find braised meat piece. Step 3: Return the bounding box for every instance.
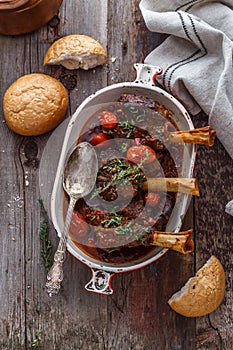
[95,158,146,201]
[118,94,179,151]
[120,199,144,219]
[160,153,178,178]
[119,93,173,121]
[119,94,159,110]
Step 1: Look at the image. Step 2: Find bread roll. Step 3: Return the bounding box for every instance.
[168,256,225,317]
[3,73,68,136]
[43,34,107,70]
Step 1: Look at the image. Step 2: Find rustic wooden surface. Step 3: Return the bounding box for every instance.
[0,1,232,349]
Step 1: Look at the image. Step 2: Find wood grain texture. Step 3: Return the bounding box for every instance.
[0,0,232,349]
[193,115,233,350]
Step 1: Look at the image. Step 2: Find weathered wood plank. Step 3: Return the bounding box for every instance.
[0,136,27,349]
[193,114,233,350]
[0,34,32,349]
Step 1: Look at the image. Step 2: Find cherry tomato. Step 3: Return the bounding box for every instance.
[90,132,110,146]
[127,145,156,164]
[69,211,89,241]
[98,111,118,129]
[144,193,160,207]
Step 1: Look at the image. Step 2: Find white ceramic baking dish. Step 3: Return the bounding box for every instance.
[50,63,196,295]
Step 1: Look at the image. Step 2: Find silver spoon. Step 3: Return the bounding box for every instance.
[46,142,98,297]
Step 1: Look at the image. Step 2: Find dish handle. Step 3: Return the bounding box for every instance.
[134,63,162,86]
[85,268,115,295]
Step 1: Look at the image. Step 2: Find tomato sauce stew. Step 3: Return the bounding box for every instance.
[64,94,184,264]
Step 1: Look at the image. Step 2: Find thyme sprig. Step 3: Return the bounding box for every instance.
[118,121,135,138]
[38,199,52,273]
[31,329,42,348]
[127,106,147,124]
[115,221,150,239]
[101,213,123,228]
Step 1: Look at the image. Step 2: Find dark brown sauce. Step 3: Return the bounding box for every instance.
[63,95,183,264]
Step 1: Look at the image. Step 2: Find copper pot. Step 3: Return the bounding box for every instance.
[0,0,29,10]
[0,0,63,35]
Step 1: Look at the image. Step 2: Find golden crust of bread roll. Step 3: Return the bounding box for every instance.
[3,73,68,136]
[168,256,225,317]
[43,34,107,70]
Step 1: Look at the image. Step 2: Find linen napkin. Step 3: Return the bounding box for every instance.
[139,0,233,161]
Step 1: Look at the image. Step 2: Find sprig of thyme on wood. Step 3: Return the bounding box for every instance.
[38,199,52,273]
[31,329,42,348]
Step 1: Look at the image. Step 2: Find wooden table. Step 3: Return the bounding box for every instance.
[0,1,233,349]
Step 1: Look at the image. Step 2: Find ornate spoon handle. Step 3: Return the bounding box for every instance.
[46,196,77,297]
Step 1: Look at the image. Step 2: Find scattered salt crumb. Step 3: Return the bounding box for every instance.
[225,199,233,216]
[25,173,29,185]
[14,196,24,207]
[7,196,24,209]
[111,57,117,63]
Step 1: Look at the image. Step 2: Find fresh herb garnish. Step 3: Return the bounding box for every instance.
[32,329,42,348]
[115,221,150,241]
[118,121,135,138]
[127,106,146,123]
[138,149,150,166]
[129,106,139,114]
[156,129,163,137]
[119,142,128,153]
[136,113,146,123]
[92,159,145,197]
[138,236,148,245]
[38,199,52,273]
[103,129,114,135]
[102,215,123,228]
[115,222,133,235]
